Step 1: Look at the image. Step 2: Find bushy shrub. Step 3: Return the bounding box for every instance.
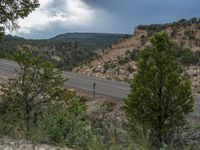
[175,46,200,65]
[184,30,196,40]
[126,65,135,72]
[40,89,91,149]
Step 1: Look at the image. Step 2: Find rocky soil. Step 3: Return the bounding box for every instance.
[0,139,72,150]
[73,21,200,94]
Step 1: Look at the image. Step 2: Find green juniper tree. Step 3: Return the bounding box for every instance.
[125,33,194,147]
[0,48,65,139]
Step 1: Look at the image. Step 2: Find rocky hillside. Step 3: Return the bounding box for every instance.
[73,18,200,93]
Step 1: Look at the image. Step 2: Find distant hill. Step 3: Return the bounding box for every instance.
[73,18,200,93]
[0,33,129,70]
[50,33,130,49]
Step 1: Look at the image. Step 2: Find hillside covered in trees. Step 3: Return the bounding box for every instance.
[50,33,130,49]
[0,33,129,70]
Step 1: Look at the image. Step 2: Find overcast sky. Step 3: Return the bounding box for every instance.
[7,0,200,39]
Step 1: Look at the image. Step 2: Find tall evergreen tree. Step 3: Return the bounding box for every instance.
[125,33,194,146]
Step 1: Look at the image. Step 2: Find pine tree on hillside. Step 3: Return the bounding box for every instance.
[125,32,194,146]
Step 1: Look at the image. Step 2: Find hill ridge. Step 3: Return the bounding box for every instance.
[73,18,200,94]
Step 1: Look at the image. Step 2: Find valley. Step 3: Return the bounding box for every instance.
[0,17,200,150]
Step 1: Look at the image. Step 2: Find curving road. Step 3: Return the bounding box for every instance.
[0,59,200,117]
[0,59,130,99]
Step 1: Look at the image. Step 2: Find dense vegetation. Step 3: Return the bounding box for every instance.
[0,49,90,148]
[0,34,198,150]
[0,33,128,70]
[50,33,130,49]
[0,35,94,70]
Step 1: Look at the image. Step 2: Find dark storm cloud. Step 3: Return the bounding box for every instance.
[84,0,200,26]
[15,0,200,39]
[84,0,200,15]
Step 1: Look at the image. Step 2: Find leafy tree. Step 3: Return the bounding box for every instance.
[0,0,39,30]
[125,33,193,147]
[0,48,91,149]
[0,48,65,139]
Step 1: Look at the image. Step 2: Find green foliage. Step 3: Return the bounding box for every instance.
[0,48,93,149]
[118,50,140,65]
[175,46,200,65]
[0,27,4,40]
[0,33,127,70]
[87,130,151,150]
[118,56,129,65]
[51,33,130,50]
[125,33,194,147]
[0,0,39,30]
[189,17,199,24]
[0,36,96,69]
[0,48,65,139]
[184,30,196,40]
[88,100,129,146]
[40,89,91,149]
[126,65,135,73]
[103,61,110,70]
[126,49,140,61]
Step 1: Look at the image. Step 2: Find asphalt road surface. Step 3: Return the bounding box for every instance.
[0,59,200,117]
[0,59,130,99]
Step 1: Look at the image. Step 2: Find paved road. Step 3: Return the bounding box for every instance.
[0,59,130,99]
[0,59,199,113]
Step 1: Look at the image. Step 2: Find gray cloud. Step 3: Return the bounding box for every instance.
[13,0,200,39]
[44,0,67,13]
[84,0,200,33]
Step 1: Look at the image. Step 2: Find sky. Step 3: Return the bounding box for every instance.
[7,0,200,39]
